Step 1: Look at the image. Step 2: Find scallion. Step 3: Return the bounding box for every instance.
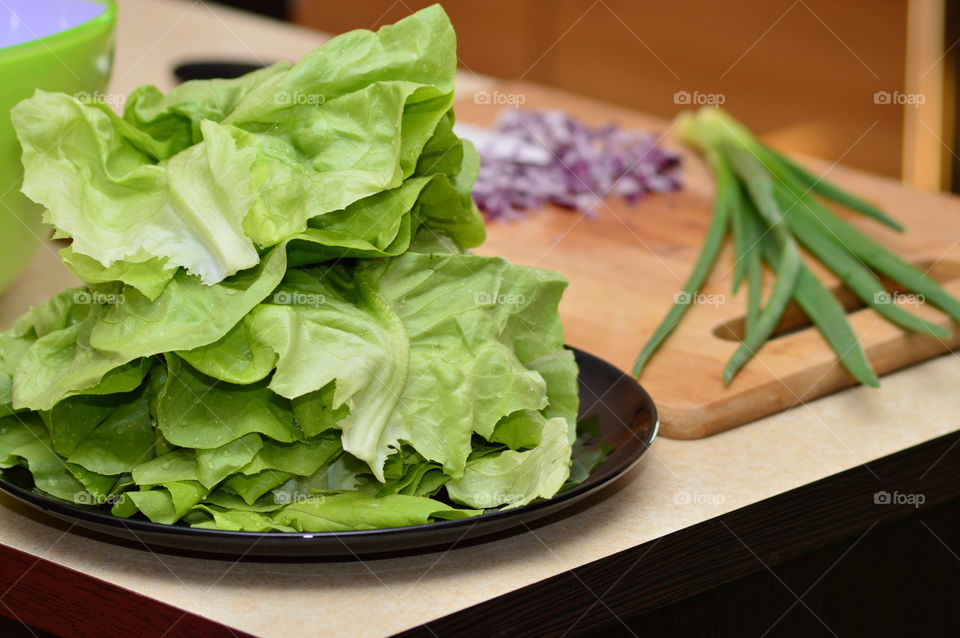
[634,107,959,387]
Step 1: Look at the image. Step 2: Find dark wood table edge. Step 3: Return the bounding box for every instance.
[0,542,255,638]
[397,428,960,637]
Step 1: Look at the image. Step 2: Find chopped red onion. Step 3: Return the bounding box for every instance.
[460,109,682,219]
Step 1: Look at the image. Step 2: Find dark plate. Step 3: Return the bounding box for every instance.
[172,60,268,83]
[0,348,657,559]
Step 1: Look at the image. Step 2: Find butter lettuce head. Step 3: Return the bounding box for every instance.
[11,4,483,294]
[0,6,584,532]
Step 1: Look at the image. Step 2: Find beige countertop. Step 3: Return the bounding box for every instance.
[1,1,959,637]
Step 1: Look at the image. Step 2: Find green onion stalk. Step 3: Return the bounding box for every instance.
[634,107,960,386]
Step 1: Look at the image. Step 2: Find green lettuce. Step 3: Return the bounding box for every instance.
[0,6,588,532]
[12,246,286,411]
[447,417,573,508]
[10,5,480,293]
[247,252,563,481]
[0,416,86,500]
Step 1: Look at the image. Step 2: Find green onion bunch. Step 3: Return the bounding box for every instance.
[634,108,960,386]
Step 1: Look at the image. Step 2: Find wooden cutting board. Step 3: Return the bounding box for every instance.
[457,82,960,439]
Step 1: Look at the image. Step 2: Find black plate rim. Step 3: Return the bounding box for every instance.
[0,348,658,546]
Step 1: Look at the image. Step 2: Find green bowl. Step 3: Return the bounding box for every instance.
[0,0,116,293]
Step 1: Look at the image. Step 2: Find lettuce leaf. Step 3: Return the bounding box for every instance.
[247,252,567,481]
[65,391,156,475]
[0,416,87,500]
[447,417,573,508]
[270,492,477,532]
[11,246,285,411]
[12,95,260,285]
[156,354,301,448]
[10,5,474,291]
[286,172,484,267]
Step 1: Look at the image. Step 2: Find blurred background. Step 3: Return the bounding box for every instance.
[221,0,960,193]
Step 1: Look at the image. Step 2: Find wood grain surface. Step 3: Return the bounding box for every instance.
[458,83,960,439]
[0,542,251,638]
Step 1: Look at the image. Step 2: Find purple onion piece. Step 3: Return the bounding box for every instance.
[471,109,682,220]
